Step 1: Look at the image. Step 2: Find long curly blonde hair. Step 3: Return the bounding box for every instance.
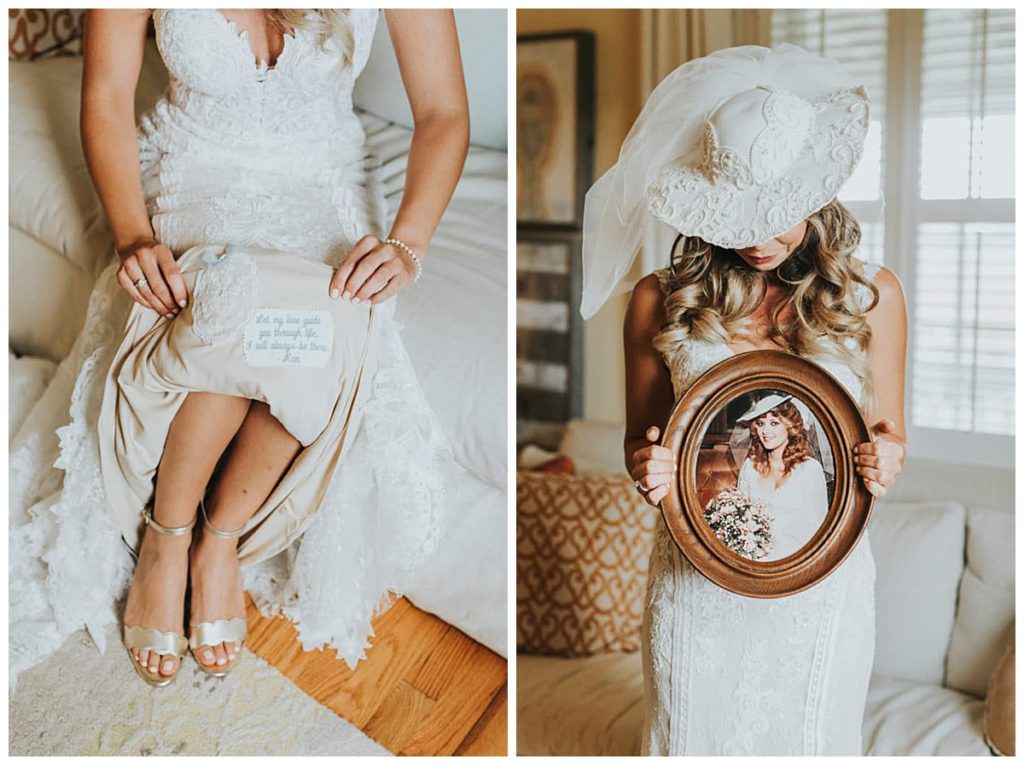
[265,9,353,66]
[653,199,879,405]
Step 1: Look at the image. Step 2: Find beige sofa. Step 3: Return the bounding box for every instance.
[517,420,1014,756]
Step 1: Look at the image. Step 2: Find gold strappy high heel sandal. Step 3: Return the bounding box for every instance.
[189,498,248,678]
[123,507,194,687]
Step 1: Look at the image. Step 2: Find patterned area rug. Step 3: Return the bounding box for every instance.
[10,627,391,756]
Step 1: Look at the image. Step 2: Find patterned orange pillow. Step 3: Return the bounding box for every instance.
[9,10,86,60]
[517,471,658,656]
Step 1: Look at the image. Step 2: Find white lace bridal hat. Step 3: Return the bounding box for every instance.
[736,392,794,423]
[580,43,869,319]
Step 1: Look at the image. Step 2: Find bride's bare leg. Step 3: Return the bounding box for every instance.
[125,391,252,678]
[190,399,302,669]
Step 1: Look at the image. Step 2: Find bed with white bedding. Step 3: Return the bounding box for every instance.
[8,33,507,658]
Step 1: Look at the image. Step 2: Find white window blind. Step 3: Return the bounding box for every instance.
[914,9,1015,439]
[771,11,888,265]
[771,9,1016,463]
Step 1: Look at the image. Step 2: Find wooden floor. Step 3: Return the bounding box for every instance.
[244,594,507,756]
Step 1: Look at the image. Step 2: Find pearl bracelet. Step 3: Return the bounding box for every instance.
[384,237,423,283]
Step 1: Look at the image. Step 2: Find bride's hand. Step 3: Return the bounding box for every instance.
[628,426,676,508]
[328,235,420,305]
[116,238,189,319]
[853,419,905,498]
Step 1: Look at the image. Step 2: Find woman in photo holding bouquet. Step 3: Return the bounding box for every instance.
[734,394,829,561]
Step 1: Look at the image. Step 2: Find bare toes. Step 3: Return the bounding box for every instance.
[226,640,241,659]
[147,652,161,673]
[213,643,228,667]
[159,655,179,677]
[199,646,217,666]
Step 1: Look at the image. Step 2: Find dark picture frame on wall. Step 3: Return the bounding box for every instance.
[516,31,595,228]
[516,229,584,448]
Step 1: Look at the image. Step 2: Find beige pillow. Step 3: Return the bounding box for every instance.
[517,471,658,656]
[985,635,1015,756]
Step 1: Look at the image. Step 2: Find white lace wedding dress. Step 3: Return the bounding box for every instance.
[640,261,881,755]
[736,456,830,561]
[10,9,451,686]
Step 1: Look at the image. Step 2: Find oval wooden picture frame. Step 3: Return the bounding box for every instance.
[660,349,874,598]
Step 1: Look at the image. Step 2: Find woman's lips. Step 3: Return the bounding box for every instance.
[746,253,776,264]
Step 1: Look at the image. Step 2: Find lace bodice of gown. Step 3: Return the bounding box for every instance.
[140,9,385,265]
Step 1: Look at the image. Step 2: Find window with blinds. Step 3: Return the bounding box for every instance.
[916,9,1014,438]
[770,11,888,265]
[771,8,1016,456]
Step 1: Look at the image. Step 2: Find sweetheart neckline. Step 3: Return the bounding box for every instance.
[211,9,306,74]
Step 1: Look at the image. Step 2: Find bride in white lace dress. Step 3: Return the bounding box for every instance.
[581,46,909,754]
[734,394,831,562]
[10,9,469,687]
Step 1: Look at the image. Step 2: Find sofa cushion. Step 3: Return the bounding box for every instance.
[9,353,57,441]
[353,10,507,150]
[868,500,966,685]
[517,653,992,756]
[946,507,1015,698]
[10,55,112,276]
[517,471,656,656]
[9,38,169,362]
[863,675,989,755]
[517,652,643,756]
[558,418,627,475]
[8,228,92,361]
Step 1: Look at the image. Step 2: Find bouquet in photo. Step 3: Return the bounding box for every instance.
[703,489,774,560]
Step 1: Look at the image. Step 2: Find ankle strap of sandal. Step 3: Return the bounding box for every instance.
[200,497,246,539]
[140,506,196,536]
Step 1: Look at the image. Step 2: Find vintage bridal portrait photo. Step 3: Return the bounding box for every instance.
[9,7,507,755]
[695,389,836,563]
[516,6,1014,758]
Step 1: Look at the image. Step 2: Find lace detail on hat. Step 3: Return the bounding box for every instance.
[646,86,869,250]
[191,249,261,346]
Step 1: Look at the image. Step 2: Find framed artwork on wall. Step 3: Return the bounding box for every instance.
[516,31,595,228]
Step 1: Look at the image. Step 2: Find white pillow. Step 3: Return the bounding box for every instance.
[404,470,507,656]
[9,40,169,362]
[517,444,561,469]
[9,41,168,274]
[9,56,110,276]
[8,228,91,362]
[353,9,507,150]
[558,419,627,475]
[945,507,1015,698]
[9,353,57,441]
[868,500,966,685]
